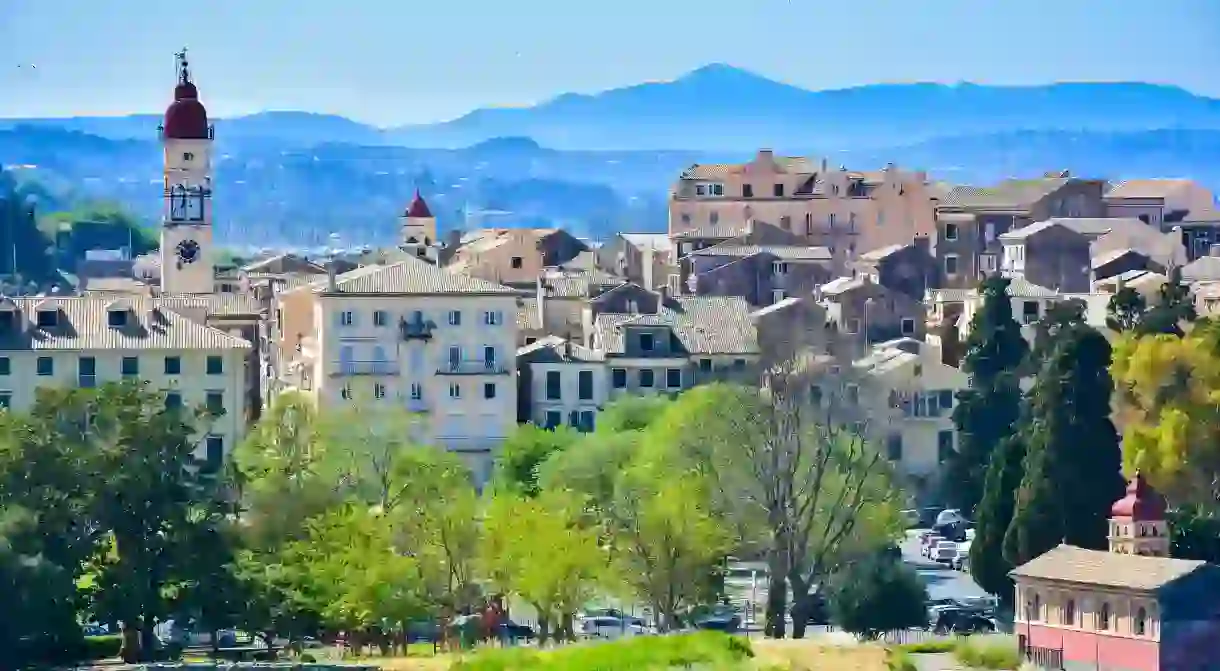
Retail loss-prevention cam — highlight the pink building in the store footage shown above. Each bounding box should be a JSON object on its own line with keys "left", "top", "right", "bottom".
{"left": 1011, "top": 474, "right": 1220, "bottom": 671}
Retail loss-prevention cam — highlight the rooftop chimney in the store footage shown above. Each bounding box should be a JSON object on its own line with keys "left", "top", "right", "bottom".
{"left": 326, "top": 261, "right": 338, "bottom": 292}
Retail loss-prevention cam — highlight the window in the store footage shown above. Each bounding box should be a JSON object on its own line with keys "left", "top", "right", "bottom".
{"left": 1064, "top": 600, "right": 1076, "bottom": 627}
{"left": 122, "top": 356, "right": 139, "bottom": 376}
{"left": 35, "top": 309, "right": 57, "bottom": 328}
{"left": 339, "top": 311, "right": 354, "bottom": 326}
{"left": 1135, "top": 607, "right": 1147, "bottom": 635}
{"left": 410, "top": 383, "right": 423, "bottom": 400}
{"left": 448, "top": 346, "right": 461, "bottom": 369}
{"left": 845, "top": 318, "right": 861, "bottom": 334}
{"left": 849, "top": 212, "right": 857, "bottom": 232}
{"left": 165, "top": 392, "right": 183, "bottom": 410}
{"left": 1032, "top": 594, "right": 1041, "bottom": 621}
{"left": 979, "top": 254, "right": 997, "bottom": 273}
{"left": 546, "top": 371, "right": 562, "bottom": 400}
{"left": 696, "top": 184, "right": 706, "bottom": 196}
{"left": 206, "top": 355, "right": 223, "bottom": 375}
{"left": 944, "top": 254, "right": 959, "bottom": 276}
{"left": 937, "top": 430, "right": 954, "bottom": 463}
{"left": 524, "top": 336, "right": 537, "bottom": 346}
{"left": 373, "top": 383, "right": 386, "bottom": 399}
{"left": 846, "top": 384, "right": 859, "bottom": 406}
{"left": 108, "top": 309, "right": 127, "bottom": 328}
{"left": 579, "top": 410, "right": 595, "bottom": 432}
{"left": 640, "top": 369, "right": 655, "bottom": 388}
{"left": 203, "top": 435, "right": 223, "bottom": 472}
{"left": 484, "top": 310, "right": 503, "bottom": 326}
{"left": 810, "top": 385, "right": 823, "bottom": 406}
{"left": 772, "top": 261, "right": 788, "bottom": 274}
{"left": 373, "top": 310, "right": 388, "bottom": 327}
{"left": 511, "top": 256, "right": 523, "bottom": 269}
{"left": 0, "top": 392, "right": 10, "bottom": 409}
{"left": 1098, "top": 602, "right": 1110, "bottom": 630}
{"left": 901, "top": 318, "right": 916, "bottom": 335}
{"left": 939, "top": 389, "right": 954, "bottom": 410}
{"left": 544, "top": 410, "right": 562, "bottom": 429}
{"left": 699, "top": 358, "right": 712, "bottom": 373}
{"left": 448, "top": 382, "right": 461, "bottom": 399}
{"left": 484, "top": 346, "right": 497, "bottom": 369}
{"left": 885, "top": 434, "right": 903, "bottom": 461}
{"left": 710, "top": 211, "right": 719, "bottom": 224}
{"left": 666, "top": 368, "right": 682, "bottom": 389}
{"left": 447, "top": 310, "right": 461, "bottom": 326}
{"left": 78, "top": 356, "right": 96, "bottom": 387}
{"left": 484, "top": 382, "right": 497, "bottom": 399}
{"left": 805, "top": 213, "right": 813, "bottom": 235}
{"left": 164, "top": 356, "right": 182, "bottom": 375}
{"left": 772, "top": 289, "right": 786, "bottom": 304}
{"left": 612, "top": 368, "right": 627, "bottom": 389}
{"left": 639, "top": 333, "right": 655, "bottom": 351}
{"left": 944, "top": 223, "right": 959, "bottom": 241}
{"left": 1022, "top": 301, "right": 1039, "bottom": 323}
{"left": 0, "top": 357, "right": 8, "bottom": 376}
{"left": 183, "top": 152, "right": 195, "bottom": 161}
{"left": 36, "top": 356, "right": 53, "bottom": 376}
{"left": 206, "top": 391, "right": 224, "bottom": 415}
{"left": 742, "top": 184, "right": 753, "bottom": 198}
{"left": 828, "top": 213, "right": 837, "bottom": 228}
{"left": 578, "top": 370, "right": 594, "bottom": 400}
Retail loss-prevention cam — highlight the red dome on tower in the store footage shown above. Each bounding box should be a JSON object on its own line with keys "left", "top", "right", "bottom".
{"left": 162, "top": 50, "right": 211, "bottom": 140}
{"left": 405, "top": 190, "right": 433, "bottom": 218}
{"left": 1110, "top": 472, "right": 1168, "bottom": 521}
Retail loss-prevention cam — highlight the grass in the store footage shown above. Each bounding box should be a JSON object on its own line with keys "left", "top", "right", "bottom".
{"left": 753, "top": 640, "right": 889, "bottom": 671}
{"left": 951, "top": 635, "right": 1018, "bottom": 670}
{"left": 894, "top": 639, "right": 956, "bottom": 654}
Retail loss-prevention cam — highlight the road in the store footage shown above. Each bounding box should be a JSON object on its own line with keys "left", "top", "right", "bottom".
{"left": 899, "top": 530, "right": 991, "bottom": 604}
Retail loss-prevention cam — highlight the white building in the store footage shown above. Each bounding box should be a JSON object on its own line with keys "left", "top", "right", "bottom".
{"left": 516, "top": 335, "right": 607, "bottom": 430}
{"left": 0, "top": 295, "right": 250, "bottom": 469}
{"left": 291, "top": 256, "right": 521, "bottom": 484}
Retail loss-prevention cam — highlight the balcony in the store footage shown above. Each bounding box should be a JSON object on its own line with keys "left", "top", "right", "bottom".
{"left": 331, "top": 360, "right": 400, "bottom": 377}
{"left": 436, "top": 359, "right": 509, "bottom": 376}
{"left": 400, "top": 316, "right": 436, "bottom": 341}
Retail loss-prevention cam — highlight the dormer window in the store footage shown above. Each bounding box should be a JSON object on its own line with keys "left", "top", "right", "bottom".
{"left": 36, "top": 308, "right": 58, "bottom": 328}
{"left": 108, "top": 309, "right": 128, "bottom": 328}
{"left": 0, "top": 300, "right": 15, "bottom": 331}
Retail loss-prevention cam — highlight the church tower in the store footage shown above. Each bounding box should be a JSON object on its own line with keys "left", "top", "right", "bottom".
{"left": 400, "top": 190, "right": 439, "bottom": 262}
{"left": 1108, "top": 472, "right": 1171, "bottom": 557}
{"left": 159, "top": 49, "right": 215, "bottom": 295}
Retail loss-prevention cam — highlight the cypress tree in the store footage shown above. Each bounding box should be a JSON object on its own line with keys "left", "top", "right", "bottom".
{"left": 968, "top": 425, "right": 1025, "bottom": 607}
{"left": 947, "top": 276, "right": 1029, "bottom": 513}
{"left": 1004, "top": 324, "right": 1125, "bottom": 566}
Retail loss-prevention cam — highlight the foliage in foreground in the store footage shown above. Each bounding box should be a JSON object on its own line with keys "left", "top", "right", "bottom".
{"left": 826, "top": 555, "right": 928, "bottom": 640}
{"left": 448, "top": 632, "right": 753, "bottom": 671}
{"left": 952, "top": 635, "right": 1019, "bottom": 670}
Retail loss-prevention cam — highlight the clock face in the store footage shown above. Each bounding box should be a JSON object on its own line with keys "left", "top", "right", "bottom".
{"left": 176, "top": 239, "right": 201, "bottom": 264}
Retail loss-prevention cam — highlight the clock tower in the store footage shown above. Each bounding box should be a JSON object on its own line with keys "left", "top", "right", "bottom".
{"left": 159, "top": 49, "right": 215, "bottom": 295}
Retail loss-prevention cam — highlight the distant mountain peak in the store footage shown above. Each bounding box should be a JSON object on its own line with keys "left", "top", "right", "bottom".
{"left": 674, "top": 62, "right": 778, "bottom": 85}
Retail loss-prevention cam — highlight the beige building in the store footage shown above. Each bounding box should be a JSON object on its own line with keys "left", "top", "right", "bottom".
{"left": 445, "top": 228, "right": 588, "bottom": 286}
{"left": 853, "top": 338, "right": 966, "bottom": 494}
{"left": 0, "top": 295, "right": 250, "bottom": 469}
{"left": 668, "top": 150, "right": 940, "bottom": 263}
{"left": 1104, "top": 179, "right": 1218, "bottom": 229}
{"left": 282, "top": 257, "right": 521, "bottom": 483}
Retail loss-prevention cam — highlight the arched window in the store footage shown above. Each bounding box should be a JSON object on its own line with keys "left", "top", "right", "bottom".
{"left": 1099, "top": 602, "right": 1111, "bottom": 630}
{"left": 1135, "top": 607, "right": 1147, "bottom": 635}
{"left": 1064, "top": 599, "right": 1076, "bottom": 626}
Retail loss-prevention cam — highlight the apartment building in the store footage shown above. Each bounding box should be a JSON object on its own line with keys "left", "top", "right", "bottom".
{"left": 288, "top": 257, "right": 521, "bottom": 484}
{"left": 669, "top": 150, "right": 940, "bottom": 262}
{"left": 446, "top": 228, "right": 589, "bottom": 286}
{"left": 1103, "top": 179, "right": 1217, "bottom": 229}
{"left": 817, "top": 275, "right": 927, "bottom": 345}
{"left": 956, "top": 276, "right": 1063, "bottom": 344}
{"left": 849, "top": 239, "right": 938, "bottom": 300}
{"left": 935, "top": 174, "right": 1107, "bottom": 288}
{"left": 853, "top": 338, "right": 967, "bottom": 497}
{"left": 595, "top": 233, "right": 673, "bottom": 289}
{"left": 0, "top": 295, "right": 250, "bottom": 469}
{"left": 516, "top": 336, "right": 607, "bottom": 430}
{"left": 998, "top": 220, "right": 1093, "bottom": 293}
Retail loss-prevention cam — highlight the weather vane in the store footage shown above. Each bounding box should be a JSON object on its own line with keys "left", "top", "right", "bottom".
{"left": 175, "top": 47, "right": 191, "bottom": 85}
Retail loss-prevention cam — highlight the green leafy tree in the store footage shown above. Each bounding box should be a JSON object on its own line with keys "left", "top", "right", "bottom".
{"left": 480, "top": 489, "right": 607, "bottom": 643}
{"left": 594, "top": 395, "right": 671, "bottom": 433}
{"left": 492, "top": 424, "right": 581, "bottom": 497}
{"left": 969, "top": 432, "right": 1025, "bottom": 606}
{"left": 827, "top": 555, "right": 928, "bottom": 640}
{"left": 1169, "top": 508, "right": 1220, "bottom": 563}
{"left": 948, "top": 276, "right": 1029, "bottom": 514}
{"left": 1005, "top": 325, "right": 1125, "bottom": 566}
{"left": 1106, "top": 286, "right": 1147, "bottom": 333}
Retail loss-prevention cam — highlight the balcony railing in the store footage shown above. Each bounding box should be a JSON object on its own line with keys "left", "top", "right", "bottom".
{"left": 331, "top": 360, "right": 400, "bottom": 376}
{"left": 436, "top": 359, "right": 509, "bottom": 375}
{"left": 400, "top": 317, "right": 436, "bottom": 341}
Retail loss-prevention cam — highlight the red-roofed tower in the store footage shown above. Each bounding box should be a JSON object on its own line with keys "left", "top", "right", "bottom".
{"left": 1108, "top": 472, "right": 1170, "bottom": 557}
{"left": 401, "top": 189, "right": 437, "bottom": 251}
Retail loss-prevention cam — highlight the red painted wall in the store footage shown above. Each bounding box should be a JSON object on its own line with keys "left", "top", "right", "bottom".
{"left": 1024, "top": 623, "right": 1160, "bottom": 671}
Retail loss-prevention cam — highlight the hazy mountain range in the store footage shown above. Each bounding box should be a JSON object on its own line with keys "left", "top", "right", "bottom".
{"left": 1, "top": 65, "right": 1218, "bottom": 248}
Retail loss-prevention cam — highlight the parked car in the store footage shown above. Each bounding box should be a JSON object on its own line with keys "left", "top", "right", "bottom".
{"left": 500, "top": 620, "right": 536, "bottom": 640}
{"left": 921, "top": 534, "right": 944, "bottom": 557}
{"left": 935, "top": 509, "right": 966, "bottom": 527}
{"left": 933, "top": 608, "right": 996, "bottom": 635}
{"left": 580, "top": 616, "right": 650, "bottom": 639}
{"left": 931, "top": 540, "right": 958, "bottom": 563}
{"left": 918, "top": 507, "right": 945, "bottom": 528}
{"left": 933, "top": 520, "right": 968, "bottom": 542}
{"left": 952, "top": 542, "right": 971, "bottom": 570}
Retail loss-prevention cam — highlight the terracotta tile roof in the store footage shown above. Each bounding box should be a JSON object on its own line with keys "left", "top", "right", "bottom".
{"left": 1181, "top": 256, "right": 1220, "bottom": 283}
{"left": 689, "top": 245, "right": 832, "bottom": 261}
{"left": 673, "top": 223, "right": 751, "bottom": 240}
{"left": 1010, "top": 544, "right": 1209, "bottom": 592}
{"left": 857, "top": 244, "right": 907, "bottom": 262}
{"left": 593, "top": 296, "right": 758, "bottom": 356}
{"left": 0, "top": 296, "right": 251, "bottom": 351}
{"left": 320, "top": 257, "right": 519, "bottom": 296}
{"left": 541, "top": 270, "right": 626, "bottom": 298}
{"left": 940, "top": 178, "right": 1071, "bottom": 211}
{"left": 679, "top": 163, "right": 739, "bottom": 180}
{"left": 1106, "top": 179, "right": 1193, "bottom": 200}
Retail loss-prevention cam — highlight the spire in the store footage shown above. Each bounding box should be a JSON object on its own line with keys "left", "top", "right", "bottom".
{"left": 1110, "top": 472, "right": 1168, "bottom": 521}
{"left": 163, "top": 48, "right": 209, "bottom": 140}
{"left": 405, "top": 190, "right": 433, "bottom": 218}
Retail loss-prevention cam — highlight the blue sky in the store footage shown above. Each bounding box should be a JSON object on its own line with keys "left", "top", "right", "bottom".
{"left": 2, "top": 0, "right": 1218, "bottom": 125}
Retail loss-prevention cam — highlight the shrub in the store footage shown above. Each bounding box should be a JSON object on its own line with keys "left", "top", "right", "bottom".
{"left": 886, "top": 648, "right": 918, "bottom": 671}
{"left": 953, "top": 635, "right": 1019, "bottom": 670}
{"left": 451, "top": 631, "right": 753, "bottom": 671}
{"left": 827, "top": 555, "right": 929, "bottom": 639}
{"left": 897, "top": 639, "right": 957, "bottom": 654}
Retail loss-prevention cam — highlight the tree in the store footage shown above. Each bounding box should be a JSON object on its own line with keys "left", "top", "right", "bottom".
{"left": 968, "top": 433, "right": 1025, "bottom": 606}
{"left": 826, "top": 555, "right": 927, "bottom": 640}
{"left": 1111, "top": 322, "right": 1220, "bottom": 504}
{"left": 480, "top": 489, "right": 607, "bottom": 644}
{"left": 1141, "top": 267, "right": 1196, "bottom": 337}
{"left": 948, "top": 276, "right": 1029, "bottom": 514}
{"left": 1004, "top": 324, "right": 1125, "bottom": 566}
{"left": 492, "top": 424, "right": 581, "bottom": 497}
{"left": 1106, "top": 286, "right": 1147, "bottom": 333}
